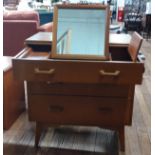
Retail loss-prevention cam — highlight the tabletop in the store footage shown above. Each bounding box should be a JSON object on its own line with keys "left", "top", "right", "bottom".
{"left": 25, "top": 32, "right": 52, "bottom": 45}
{"left": 109, "top": 33, "right": 131, "bottom": 47}
{"left": 25, "top": 32, "right": 131, "bottom": 47}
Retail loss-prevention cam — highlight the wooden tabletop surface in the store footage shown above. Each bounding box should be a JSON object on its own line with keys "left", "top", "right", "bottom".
{"left": 25, "top": 32, "right": 52, "bottom": 45}
{"left": 109, "top": 33, "right": 131, "bottom": 47}
{"left": 25, "top": 32, "right": 131, "bottom": 47}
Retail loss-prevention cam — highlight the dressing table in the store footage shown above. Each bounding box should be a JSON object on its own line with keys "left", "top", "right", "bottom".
{"left": 12, "top": 4, "right": 144, "bottom": 151}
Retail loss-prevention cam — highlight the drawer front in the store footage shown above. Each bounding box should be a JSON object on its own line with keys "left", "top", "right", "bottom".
{"left": 28, "top": 82, "right": 129, "bottom": 97}
{"left": 28, "top": 95, "right": 127, "bottom": 126}
{"left": 13, "top": 58, "right": 144, "bottom": 84}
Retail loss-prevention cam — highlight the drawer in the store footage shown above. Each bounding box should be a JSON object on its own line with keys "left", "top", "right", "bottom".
{"left": 13, "top": 48, "right": 144, "bottom": 84}
{"left": 28, "top": 95, "right": 127, "bottom": 126}
{"left": 28, "top": 82, "right": 129, "bottom": 97}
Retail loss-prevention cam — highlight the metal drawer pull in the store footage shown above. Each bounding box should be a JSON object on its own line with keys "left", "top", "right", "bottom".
{"left": 98, "top": 107, "right": 112, "bottom": 112}
{"left": 34, "top": 68, "right": 55, "bottom": 75}
{"left": 100, "top": 70, "right": 120, "bottom": 76}
{"left": 48, "top": 105, "right": 64, "bottom": 112}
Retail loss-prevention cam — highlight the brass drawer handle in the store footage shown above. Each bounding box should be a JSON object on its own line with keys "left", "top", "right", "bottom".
{"left": 48, "top": 105, "right": 64, "bottom": 112}
{"left": 100, "top": 70, "right": 120, "bottom": 76}
{"left": 34, "top": 68, "right": 55, "bottom": 75}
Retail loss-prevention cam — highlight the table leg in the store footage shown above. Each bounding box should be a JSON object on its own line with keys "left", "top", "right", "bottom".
{"left": 35, "top": 122, "right": 42, "bottom": 148}
{"left": 118, "top": 126, "right": 125, "bottom": 151}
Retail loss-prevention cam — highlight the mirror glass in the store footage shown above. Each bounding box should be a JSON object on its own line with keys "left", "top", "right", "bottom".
{"left": 52, "top": 5, "right": 109, "bottom": 60}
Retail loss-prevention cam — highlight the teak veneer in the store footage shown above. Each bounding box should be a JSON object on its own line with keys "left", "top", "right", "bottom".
{"left": 12, "top": 44, "right": 144, "bottom": 152}
{"left": 12, "top": 4, "right": 144, "bottom": 152}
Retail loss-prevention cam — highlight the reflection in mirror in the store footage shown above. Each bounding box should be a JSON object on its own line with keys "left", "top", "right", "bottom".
{"left": 52, "top": 5, "right": 110, "bottom": 60}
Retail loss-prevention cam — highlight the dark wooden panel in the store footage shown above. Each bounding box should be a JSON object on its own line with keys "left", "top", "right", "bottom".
{"left": 13, "top": 55, "right": 144, "bottom": 84}
{"left": 110, "top": 46, "right": 131, "bottom": 61}
{"left": 28, "top": 82, "right": 129, "bottom": 97}
{"left": 3, "top": 64, "right": 25, "bottom": 130}
{"left": 28, "top": 95, "right": 127, "bottom": 126}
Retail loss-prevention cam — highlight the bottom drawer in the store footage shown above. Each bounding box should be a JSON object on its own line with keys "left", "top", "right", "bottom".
{"left": 28, "top": 95, "right": 127, "bottom": 126}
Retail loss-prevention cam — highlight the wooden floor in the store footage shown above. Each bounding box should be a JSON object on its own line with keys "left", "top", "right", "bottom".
{"left": 3, "top": 39, "right": 151, "bottom": 155}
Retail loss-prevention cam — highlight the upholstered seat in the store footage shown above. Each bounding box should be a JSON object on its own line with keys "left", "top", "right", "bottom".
{"left": 3, "top": 10, "right": 53, "bottom": 56}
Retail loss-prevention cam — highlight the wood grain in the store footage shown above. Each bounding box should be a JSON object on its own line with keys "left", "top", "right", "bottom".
{"left": 3, "top": 56, "right": 25, "bottom": 130}
{"left": 128, "top": 32, "right": 143, "bottom": 62}
{"left": 51, "top": 4, "right": 110, "bottom": 60}
{"left": 13, "top": 55, "right": 144, "bottom": 84}
{"left": 4, "top": 39, "right": 150, "bottom": 155}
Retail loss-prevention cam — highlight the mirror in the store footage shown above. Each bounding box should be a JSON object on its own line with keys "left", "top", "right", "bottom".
{"left": 52, "top": 4, "right": 110, "bottom": 60}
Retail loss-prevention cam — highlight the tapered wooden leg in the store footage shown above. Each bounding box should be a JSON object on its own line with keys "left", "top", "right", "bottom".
{"left": 35, "top": 122, "right": 42, "bottom": 148}
{"left": 118, "top": 126, "right": 125, "bottom": 151}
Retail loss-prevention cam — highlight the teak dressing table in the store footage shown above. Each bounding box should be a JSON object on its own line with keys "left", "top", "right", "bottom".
{"left": 12, "top": 4, "right": 144, "bottom": 151}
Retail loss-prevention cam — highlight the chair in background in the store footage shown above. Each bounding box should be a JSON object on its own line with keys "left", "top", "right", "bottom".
{"left": 3, "top": 10, "right": 53, "bottom": 56}
{"left": 128, "top": 31, "right": 143, "bottom": 62}
{"left": 3, "top": 0, "right": 19, "bottom": 10}
{"left": 124, "top": 12, "right": 142, "bottom": 34}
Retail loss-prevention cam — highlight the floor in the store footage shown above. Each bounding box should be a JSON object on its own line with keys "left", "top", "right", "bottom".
{"left": 3, "top": 39, "right": 151, "bottom": 155}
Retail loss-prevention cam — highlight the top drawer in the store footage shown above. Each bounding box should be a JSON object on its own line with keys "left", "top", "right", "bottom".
{"left": 12, "top": 49, "right": 144, "bottom": 84}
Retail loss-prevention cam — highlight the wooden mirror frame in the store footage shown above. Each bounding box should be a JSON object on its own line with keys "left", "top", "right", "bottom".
{"left": 51, "top": 4, "right": 110, "bottom": 60}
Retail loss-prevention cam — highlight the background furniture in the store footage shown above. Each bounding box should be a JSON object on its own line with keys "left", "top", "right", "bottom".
{"left": 3, "top": 10, "right": 53, "bottom": 56}
{"left": 3, "top": 56, "right": 25, "bottom": 130}
{"left": 145, "top": 14, "right": 151, "bottom": 38}
{"left": 3, "top": 0, "right": 19, "bottom": 10}
{"left": 141, "top": 13, "right": 151, "bottom": 39}
{"left": 124, "top": 0, "right": 151, "bottom": 34}
{"left": 38, "top": 10, "right": 53, "bottom": 25}
{"left": 124, "top": 13, "right": 142, "bottom": 33}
